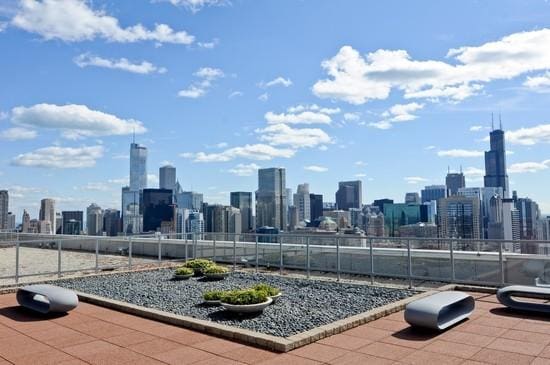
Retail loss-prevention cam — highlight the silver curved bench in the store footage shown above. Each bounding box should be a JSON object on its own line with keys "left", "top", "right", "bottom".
{"left": 16, "top": 285, "right": 79, "bottom": 314}
{"left": 497, "top": 285, "right": 550, "bottom": 313}
{"left": 405, "top": 291, "right": 474, "bottom": 330}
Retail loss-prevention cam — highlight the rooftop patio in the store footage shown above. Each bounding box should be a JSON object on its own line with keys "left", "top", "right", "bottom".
{"left": 1, "top": 290, "right": 550, "bottom": 365}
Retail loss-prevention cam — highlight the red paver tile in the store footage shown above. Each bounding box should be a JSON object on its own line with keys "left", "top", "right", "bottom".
{"left": 472, "top": 315, "right": 522, "bottom": 329}
{"left": 290, "top": 343, "right": 349, "bottom": 363}
{"left": 399, "top": 349, "right": 464, "bottom": 365}
{"left": 460, "top": 361, "right": 492, "bottom": 365}
{"left": 422, "top": 339, "right": 481, "bottom": 359}
{"left": 470, "top": 348, "right": 535, "bottom": 365}
{"left": 223, "top": 346, "right": 279, "bottom": 365}
{"left": 0, "top": 325, "right": 19, "bottom": 340}
{"left": 384, "top": 311, "right": 405, "bottom": 322}
{"left": 51, "top": 312, "right": 97, "bottom": 327}
{"left": 152, "top": 346, "right": 214, "bottom": 365}
{"left": 9, "top": 349, "right": 74, "bottom": 365}
{"left": 256, "top": 353, "right": 321, "bottom": 365}
{"left": 365, "top": 318, "right": 410, "bottom": 332}
{"left": 357, "top": 342, "right": 415, "bottom": 360}
{"left": 105, "top": 330, "right": 157, "bottom": 347}
{"left": 27, "top": 326, "right": 95, "bottom": 348}
{"left": 532, "top": 359, "right": 550, "bottom": 365}
{"left": 192, "top": 338, "right": 244, "bottom": 355}
{"left": 127, "top": 338, "right": 182, "bottom": 356}
{"left": 439, "top": 330, "right": 494, "bottom": 347}
{"left": 0, "top": 358, "right": 10, "bottom": 365}
{"left": 62, "top": 339, "right": 145, "bottom": 365}
{"left": 194, "top": 357, "right": 247, "bottom": 365}
{"left": 57, "top": 360, "right": 91, "bottom": 365}
{"left": 487, "top": 337, "right": 545, "bottom": 356}
{"left": 379, "top": 327, "right": 439, "bottom": 349}
{"left": 317, "top": 333, "right": 373, "bottom": 350}
{"left": 150, "top": 326, "right": 212, "bottom": 345}
{"left": 0, "top": 334, "right": 51, "bottom": 360}
{"left": 455, "top": 322, "right": 507, "bottom": 337}
{"left": 515, "top": 320, "right": 550, "bottom": 335}
{"left": 500, "top": 329, "right": 550, "bottom": 345}
{"left": 327, "top": 352, "right": 393, "bottom": 365}
{"left": 539, "top": 345, "right": 550, "bottom": 358}
{"left": 344, "top": 325, "right": 392, "bottom": 341}
{"left": 65, "top": 319, "right": 135, "bottom": 338}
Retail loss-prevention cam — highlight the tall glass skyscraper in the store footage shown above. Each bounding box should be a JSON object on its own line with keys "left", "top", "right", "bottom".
{"left": 130, "top": 142, "right": 148, "bottom": 191}
{"left": 159, "top": 165, "right": 176, "bottom": 191}
{"left": 335, "top": 180, "right": 362, "bottom": 210}
{"left": 0, "top": 190, "right": 8, "bottom": 230}
{"left": 230, "top": 192, "right": 253, "bottom": 233}
{"left": 484, "top": 125, "right": 509, "bottom": 197}
{"left": 255, "top": 168, "right": 287, "bottom": 230}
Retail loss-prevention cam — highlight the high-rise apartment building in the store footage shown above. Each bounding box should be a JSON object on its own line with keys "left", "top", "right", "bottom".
{"left": 446, "top": 172, "right": 465, "bottom": 196}
{"left": 7, "top": 212, "right": 15, "bottom": 230}
{"left": 62, "top": 211, "right": 83, "bottom": 235}
{"left": 405, "top": 192, "right": 421, "bottom": 204}
{"left": 458, "top": 187, "right": 503, "bottom": 239}
{"left": 130, "top": 142, "right": 148, "bottom": 191}
{"left": 309, "top": 194, "right": 323, "bottom": 222}
{"left": 39, "top": 198, "right": 56, "bottom": 234}
{"left": 517, "top": 198, "right": 540, "bottom": 241}
{"left": 335, "top": 180, "right": 362, "bottom": 211}
{"left": 484, "top": 122, "right": 509, "bottom": 197}
{"left": 0, "top": 190, "right": 8, "bottom": 230}
{"left": 255, "top": 168, "right": 287, "bottom": 230}
{"left": 421, "top": 185, "right": 446, "bottom": 203}
{"left": 230, "top": 192, "right": 253, "bottom": 233}
{"left": 159, "top": 165, "right": 176, "bottom": 191}
{"left": 437, "top": 196, "right": 481, "bottom": 240}
{"left": 22, "top": 210, "right": 30, "bottom": 233}
{"left": 142, "top": 188, "right": 174, "bottom": 232}
{"left": 86, "top": 203, "right": 104, "bottom": 236}
{"left": 103, "top": 209, "right": 121, "bottom": 236}
{"left": 293, "top": 183, "right": 311, "bottom": 223}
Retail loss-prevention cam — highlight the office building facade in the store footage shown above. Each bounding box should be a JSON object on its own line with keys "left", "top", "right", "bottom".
{"left": 62, "top": 211, "right": 83, "bottom": 235}
{"left": 336, "top": 180, "right": 362, "bottom": 211}
{"left": 86, "top": 203, "right": 104, "bottom": 236}
{"left": 159, "top": 165, "right": 176, "bottom": 191}
{"left": 230, "top": 192, "right": 253, "bottom": 233}
{"left": 421, "top": 185, "right": 446, "bottom": 203}
{"left": 39, "top": 198, "right": 56, "bottom": 234}
{"left": 293, "top": 183, "right": 311, "bottom": 223}
{"left": 446, "top": 172, "right": 465, "bottom": 196}
{"left": 0, "top": 190, "right": 8, "bottom": 230}
{"left": 255, "top": 168, "right": 287, "bottom": 230}
{"left": 103, "top": 209, "right": 121, "bottom": 236}
{"left": 309, "top": 194, "right": 323, "bottom": 223}
{"left": 437, "top": 196, "right": 481, "bottom": 240}
{"left": 130, "top": 142, "right": 147, "bottom": 191}
{"left": 142, "top": 188, "right": 174, "bottom": 232}
{"left": 484, "top": 126, "right": 509, "bottom": 197}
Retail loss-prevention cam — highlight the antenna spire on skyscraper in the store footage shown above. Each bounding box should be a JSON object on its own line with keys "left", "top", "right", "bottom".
{"left": 491, "top": 112, "right": 494, "bottom": 131}
{"left": 499, "top": 112, "right": 503, "bottom": 130}
{"left": 133, "top": 128, "right": 135, "bottom": 144}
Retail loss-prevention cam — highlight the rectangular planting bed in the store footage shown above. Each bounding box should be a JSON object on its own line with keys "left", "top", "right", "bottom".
{"left": 55, "top": 268, "right": 425, "bottom": 351}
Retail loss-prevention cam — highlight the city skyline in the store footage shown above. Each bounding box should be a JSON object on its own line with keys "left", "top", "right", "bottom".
{"left": 1, "top": 0, "right": 550, "bottom": 218}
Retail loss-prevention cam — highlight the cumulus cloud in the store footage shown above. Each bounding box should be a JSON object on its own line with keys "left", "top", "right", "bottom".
{"left": 523, "top": 71, "right": 550, "bottom": 92}
{"left": 227, "top": 163, "right": 260, "bottom": 176}
{"left": 304, "top": 165, "right": 328, "bottom": 172}
{"left": 256, "top": 124, "right": 332, "bottom": 149}
{"left": 404, "top": 176, "right": 428, "bottom": 184}
{"left": 12, "top": 0, "right": 194, "bottom": 44}
{"left": 469, "top": 125, "right": 484, "bottom": 131}
{"left": 228, "top": 91, "right": 243, "bottom": 98}
{"left": 370, "top": 102, "right": 424, "bottom": 129}
{"left": 178, "top": 67, "right": 224, "bottom": 98}
{"left": 343, "top": 112, "right": 360, "bottom": 122}
{"left": 0, "top": 127, "right": 37, "bottom": 141}
{"left": 12, "top": 145, "right": 104, "bottom": 168}
{"left": 286, "top": 104, "right": 340, "bottom": 115}
{"left": 74, "top": 53, "right": 166, "bottom": 74}
{"left": 159, "top": 0, "right": 229, "bottom": 13}
{"left": 11, "top": 103, "right": 146, "bottom": 139}
{"left": 181, "top": 144, "right": 295, "bottom": 162}
{"left": 258, "top": 93, "right": 269, "bottom": 102}
{"left": 259, "top": 76, "right": 293, "bottom": 88}
{"left": 437, "top": 149, "right": 484, "bottom": 158}
{"left": 508, "top": 160, "right": 550, "bottom": 174}
{"left": 463, "top": 166, "right": 485, "bottom": 178}
{"left": 313, "top": 28, "right": 550, "bottom": 104}
{"left": 506, "top": 124, "right": 550, "bottom": 145}
{"left": 265, "top": 111, "right": 331, "bottom": 125}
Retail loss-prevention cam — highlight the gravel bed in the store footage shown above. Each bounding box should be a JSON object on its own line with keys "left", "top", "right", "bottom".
{"left": 56, "top": 269, "right": 417, "bottom": 337}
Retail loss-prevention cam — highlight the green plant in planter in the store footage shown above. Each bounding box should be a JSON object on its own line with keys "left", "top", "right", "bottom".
{"left": 174, "top": 267, "right": 194, "bottom": 276}
{"left": 221, "top": 289, "right": 268, "bottom": 305}
{"left": 183, "top": 259, "right": 215, "bottom": 272}
{"left": 204, "top": 265, "right": 229, "bottom": 274}
{"left": 203, "top": 290, "right": 225, "bottom": 301}
{"left": 252, "top": 283, "right": 280, "bottom": 296}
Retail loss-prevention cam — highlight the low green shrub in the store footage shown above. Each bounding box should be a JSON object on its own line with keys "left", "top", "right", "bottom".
{"left": 252, "top": 283, "right": 280, "bottom": 296}
{"left": 221, "top": 289, "right": 268, "bottom": 305}
{"left": 203, "top": 290, "right": 225, "bottom": 301}
{"left": 174, "top": 267, "right": 194, "bottom": 276}
{"left": 183, "top": 259, "right": 215, "bottom": 272}
{"left": 204, "top": 265, "right": 229, "bottom": 274}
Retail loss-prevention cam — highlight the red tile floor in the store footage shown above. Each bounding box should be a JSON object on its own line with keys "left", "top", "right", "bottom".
{"left": 1, "top": 291, "right": 550, "bottom": 364}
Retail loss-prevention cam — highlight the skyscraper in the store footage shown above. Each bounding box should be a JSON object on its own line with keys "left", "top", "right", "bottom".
{"left": 39, "top": 198, "right": 56, "bottom": 234}
{"left": 255, "top": 167, "right": 287, "bottom": 230}
{"left": 230, "top": 192, "right": 253, "bottom": 233}
{"left": 130, "top": 142, "right": 148, "bottom": 191}
{"left": 103, "top": 209, "right": 121, "bottom": 237}
{"left": 405, "top": 192, "right": 421, "bottom": 204}
{"left": 86, "top": 203, "right": 104, "bottom": 236}
{"left": 335, "top": 180, "right": 362, "bottom": 210}
{"left": 484, "top": 119, "right": 509, "bottom": 197}
{"left": 445, "top": 171, "right": 465, "bottom": 196}
{"left": 22, "top": 210, "right": 30, "bottom": 233}
{"left": 121, "top": 187, "right": 141, "bottom": 234}
{"left": 176, "top": 191, "right": 204, "bottom": 211}
{"left": 62, "top": 211, "right": 83, "bottom": 235}
{"left": 0, "top": 190, "right": 8, "bottom": 230}
{"left": 293, "top": 183, "right": 311, "bottom": 223}
{"left": 309, "top": 194, "right": 323, "bottom": 222}
{"left": 142, "top": 188, "right": 174, "bottom": 232}
{"left": 421, "top": 185, "right": 447, "bottom": 203}
{"left": 517, "top": 197, "right": 540, "bottom": 241}
{"left": 159, "top": 165, "right": 176, "bottom": 191}
{"left": 437, "top": 196, "right": 481, "bottom": 240}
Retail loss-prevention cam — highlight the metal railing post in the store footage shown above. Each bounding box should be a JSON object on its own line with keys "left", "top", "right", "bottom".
{"left": 15, "top": 240, "right": 20, "bottom": 284}
{"left": 499, "top": 241, "right": 504, "bottom": 286}
{"left": 306, "top": 236, "right": 310, "bottom": 279}
{"left": 450, "top": 239, "right": 455, "bottom": 282}
{"left": 369, "top": 238, "right": 374, "bottom": 285}
{"left": 213, "top": 234, "right": 217, "bottom": 262}
{"left": 128, "top": 237, "right": 133, "bottom": 269}
{"left": 233, "top": 235, "right": 237, "bottom": 273}
{"left": 407, "top": 239, "right": 412, "bottom": 288}
{"left": 336, "top": 237, "right": 340, "bottom": 282}
{"left": 185, "top": 234, "right": 189, "bottom": 262}
{"left": 157, "top": 235, "right": 162, "bottom": 265}
{"left": 255, "top": 235, "right": 259, "bottom": 272}
{"left": 279, "top": 236, "right": 283, "bottom": 275}
{"left": 95, "top": 239, "right": 99, "bottom": 273}
{"left": 57, "top": 240, "right": 62, "bottom": 278}
{"left": 193, "top": 233, "right": 197, "bottom": 259}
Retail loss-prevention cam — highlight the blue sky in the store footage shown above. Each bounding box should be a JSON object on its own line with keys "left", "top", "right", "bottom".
{"left": 1, "top": 0, "right": 550, "bottom": 219}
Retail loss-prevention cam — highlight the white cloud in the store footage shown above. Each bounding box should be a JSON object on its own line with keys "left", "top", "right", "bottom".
{"left": 506, "top": 124, "right": 550, "bottom": 145}
{"left": 12, "top": 145, "right": 104, "bottom": 168}
{"left": 11, "top": 103, "right": 146, "bottom": 139}
{"left": 181, "top": 144, "right": 295, "bottom": 162}
{"left": 286, "top": 104, "right": 340, "bottom": 114}
{"left": 0, "top": 111, "right": 8, "bottom": 120}
{"left": 371, "top": 102, "right": 424, "bottom": 129}
{"left": 404, "top": 176, "right": 428, "bottom": 184}
{"left": 258, "top": 93, "right": 269, "bottom": 102}
{"left": 425, "top": 145, "right": 436, "bottom": 150}
{"left": 80, "top": 182, "right": 111, "bottom": 191}
{"left": 256, "top": 124, "right": 332, "bottom": 149}
{"left": 178, "top": 67, "right": 224, "bottom": 99}
{"left": 304, "top": 165, "right": 328, "bottom": 172}
{"left": 197, "top": 38, "right": 219, "bottom": 48}
{"left": 159, "top": 0, "right": 229, "bottom": 13}
{"left": 343, "top": 112, "right": 360, "bottom": 122}
{"left": 227, "top": 163, "right": 260, "bottom": 176}
{"left": 147, "top": 174, "right": 159, "bottom": 186}
{"left": 355, "top": 160, "right": 367, "bottom": 166}
{"left": 12, "top": 0, "right": 195, "bottom": 44}
{"left": 260, "top": 76, "right": 293, "bottom": 88}
{"left": 437, "top": 149, "right": 484, "bottom": 158}
{"left": 508, "top": 160, "right": 550, "bottom": 174}
{"left": 313, "top": 28, "right": 550, "bottom": 104}
{"left": 523, "top": 71, "right": 550, "bottom": 92}
{"left": 469, "top": 125, "right": 484, "bottom": 131}
{"left": 228, "top": 91, "right": 243, "bottom": 98}
{"left": 0, "top": 127, "right": 37, "bottom": 141}
{"left": 368, "top": 121, "right": 392, "bottom": 130}
{"left": 265, "top": 111, "right": 331, "bottom": 125}
{"left": 74, "top": 53, "right": 166, "bottom": 74}
{"left": 463, "top": 166, "right": 485, "bottom": 178}
{"left": 355, "top": 173, "right": 367, "bottom": 177}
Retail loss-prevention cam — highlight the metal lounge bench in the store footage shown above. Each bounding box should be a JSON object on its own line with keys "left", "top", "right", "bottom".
{"left": 405, "top": 291, "right": 475, "bottom": 330}
{"left": 16, "top": 284, "right": 79, "bottom": 314}
{"left": 497, "top": 285, "right": 550, "bottom": 313}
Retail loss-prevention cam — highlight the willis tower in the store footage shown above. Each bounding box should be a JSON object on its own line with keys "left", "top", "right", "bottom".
{"left": 484, "top": 114, "right": 509, "bottom": 198}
